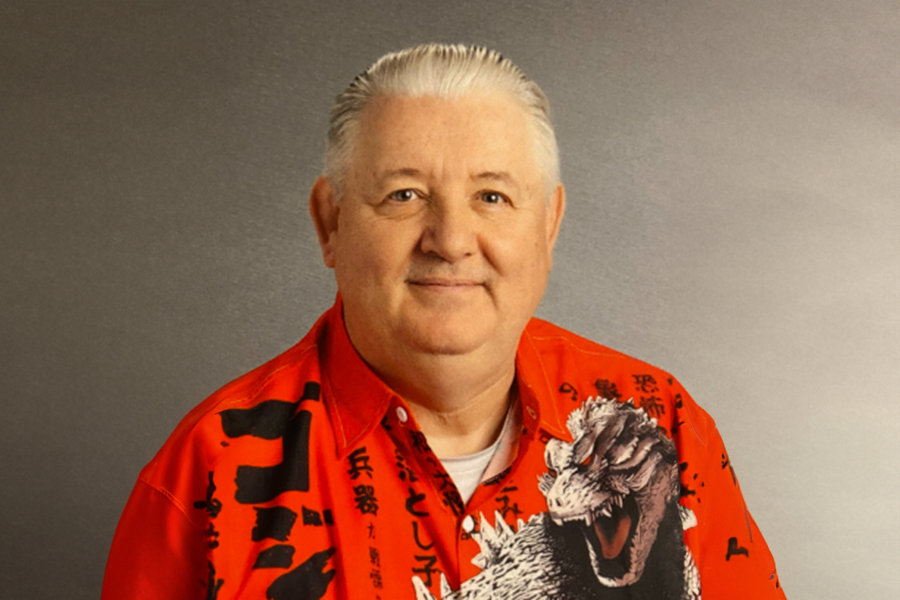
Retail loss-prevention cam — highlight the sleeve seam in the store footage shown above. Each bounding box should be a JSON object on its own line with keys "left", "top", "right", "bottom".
{"left": 136, "top": 477, "right": 204, "bottom": 533}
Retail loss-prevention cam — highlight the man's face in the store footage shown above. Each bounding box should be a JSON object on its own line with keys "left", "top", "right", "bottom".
{"left": 312, "top": 92, "right": 564, "bottom": 366}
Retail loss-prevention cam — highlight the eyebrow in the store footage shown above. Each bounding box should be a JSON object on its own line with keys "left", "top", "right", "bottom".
{"left": 376, "top": 168, "right": 519, "bottom": 188}
{"left": 377, "top": 168, "right": 424, "bottom": 182}
{"left": 472, "top": 171, "right": 516, "bottom": 186}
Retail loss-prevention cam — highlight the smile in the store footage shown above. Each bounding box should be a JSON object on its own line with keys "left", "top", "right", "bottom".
{"left": 406, "top": 278, "right": 484, "bottom": 288}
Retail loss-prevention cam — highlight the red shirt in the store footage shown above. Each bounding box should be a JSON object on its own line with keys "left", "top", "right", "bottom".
{"left": 102, "top": 298, "right": 785, "bottom": 599}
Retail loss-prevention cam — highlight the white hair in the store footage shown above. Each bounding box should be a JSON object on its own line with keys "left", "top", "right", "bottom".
{"left": 324, "top": 44, "right": 560, "bottom": 196}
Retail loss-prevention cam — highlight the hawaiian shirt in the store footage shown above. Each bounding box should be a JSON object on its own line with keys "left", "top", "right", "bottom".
{"left": 102, "top": 297, "right": 785, "bottom": 599}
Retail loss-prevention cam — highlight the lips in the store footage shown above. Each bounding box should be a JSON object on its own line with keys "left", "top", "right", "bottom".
{"left": 406, "top": 277, "right": 484, "bottom": 287}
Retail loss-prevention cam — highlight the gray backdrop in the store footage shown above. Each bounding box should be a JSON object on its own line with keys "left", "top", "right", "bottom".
{"left": 2, "top": 1, "right": 898, "bottom": 598}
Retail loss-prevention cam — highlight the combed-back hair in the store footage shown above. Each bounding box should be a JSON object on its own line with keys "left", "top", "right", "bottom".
{"left": 324, "top": 44, "right": 560, "bottom": 196}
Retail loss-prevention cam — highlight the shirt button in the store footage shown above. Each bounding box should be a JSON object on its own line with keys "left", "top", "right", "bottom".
{"left": 396, "top": 406, "right": 408, "bottom": 423}
{"left": 462, "top": 515, "right": 475, "bottom": 533}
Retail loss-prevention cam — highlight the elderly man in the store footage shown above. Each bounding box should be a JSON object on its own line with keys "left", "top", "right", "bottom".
{"left": 102, "top": 45, "right": 785, "bottom": 600}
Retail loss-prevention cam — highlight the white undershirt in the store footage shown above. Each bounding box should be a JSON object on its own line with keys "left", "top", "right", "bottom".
{"left": 438, "top": 435, "right": 502, "bottom": 505}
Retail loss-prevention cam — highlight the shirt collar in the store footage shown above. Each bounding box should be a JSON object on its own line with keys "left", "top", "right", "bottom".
{"left": 319, "top": 296, "right": 571, "bottom": 458}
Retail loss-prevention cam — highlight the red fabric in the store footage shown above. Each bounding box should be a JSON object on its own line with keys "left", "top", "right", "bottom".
{"left": 102, "top": 298, "right": 785, "bottom": 599}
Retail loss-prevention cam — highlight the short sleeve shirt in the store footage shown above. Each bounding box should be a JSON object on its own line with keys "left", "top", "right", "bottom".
{"left": 102, "top": 297, "right": 786, "bottom": 600}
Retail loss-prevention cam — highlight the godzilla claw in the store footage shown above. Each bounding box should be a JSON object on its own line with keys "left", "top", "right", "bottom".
{"left": 413, "top": 575, "right": 438, "bottom": 600}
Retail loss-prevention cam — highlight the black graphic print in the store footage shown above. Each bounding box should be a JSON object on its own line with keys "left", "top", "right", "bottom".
{"left": 593, "top": 379, "right": 621, "bottom": 400}
{"left": 495, "top": 486, "right": 522, "bottom": 520}
{"left": 405, "top": 487, "right": 429, "bottom": 517}
{"left": 253, "top": 545, "right": 296, "bottom": 569}
{"left": 235, "top": 409, "right": 313, "bottom": 503}
{"left": 722, "top": 452, "right": 737, "bottom": 485}
{"left": 353, "top": 485, "right": 379, "bottom": 515}
{"left": 206, "top": 561, "right": 224, "bottom": 600}
{"left": 559, "top": 382, "right": 578, "bottom": 402}
{"left": 194, "top": 471, "right": 223, "bottom": 549}
{"left": 726, "top": 537, "right": 749, "bottom": 561}
{"left": 347, "top": 447, "right": 374, "bottom": 480}
{"left": 414, "top": 397, "right": 700, "bottom": 600}
{"left": 224, "top": 383, "right": 321, "bottom": 504}
{"left": 412, "top": 521, "right": 435, "bottom": 550}
{"left": 395, "top": 449, "right": 418, "bottom": 482}
{"left": 194, "top": 471, "right": 223, "bottom": 518}
{"left": 678, "top": 463, "right": 704, "bottom": 503}
{"left": 251, "top": 506, "right": 298, "bottom": 542}
{"left": 266, "top": 547, "right": 336, "bottom": 600}
{"left": 302, "top": 506, "right": 333, "bottom": 526}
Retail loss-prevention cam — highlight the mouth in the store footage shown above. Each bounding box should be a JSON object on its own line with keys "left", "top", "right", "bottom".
{"left": 407, "top": 277, "right": 482, "bottom": 285}
{"left": 405, "top": 277, "right": 484, "bottom": 290}
{"left": 553, "top": 493, "right": 639, "bottom": 578}
{"left": 591, "top": 494, "right": 636, "bottom": 560}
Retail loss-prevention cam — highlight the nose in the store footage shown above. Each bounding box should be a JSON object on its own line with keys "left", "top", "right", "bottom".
{"left": 418, "top": 200, "right": 477, "bottom": 263}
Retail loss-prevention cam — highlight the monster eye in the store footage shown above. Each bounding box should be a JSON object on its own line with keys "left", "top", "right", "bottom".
{"left": 580, "top": 455, "right": 592, "bottom": 467}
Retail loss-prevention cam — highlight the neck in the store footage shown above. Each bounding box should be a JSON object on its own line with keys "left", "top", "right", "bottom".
{"left": 368, "top": 350, "right": 517, "bottom": 458}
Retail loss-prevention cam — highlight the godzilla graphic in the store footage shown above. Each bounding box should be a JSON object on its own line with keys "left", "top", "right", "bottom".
{"left": 413, "top": 397, "right": 701, "bottom": 600}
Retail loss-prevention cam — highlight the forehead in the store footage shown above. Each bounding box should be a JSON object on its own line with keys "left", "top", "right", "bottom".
{"left": 350, "top": 93, "right": 540, "bottom": 178}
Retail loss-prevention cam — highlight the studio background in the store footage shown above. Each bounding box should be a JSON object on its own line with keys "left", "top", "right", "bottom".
{"left": 1, "top": 1, "right": 898, "bottom": 598}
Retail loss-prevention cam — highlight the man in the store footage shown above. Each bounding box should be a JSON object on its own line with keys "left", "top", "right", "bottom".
{"left": 102, "top": 44, "right": 785, "bottom": 599}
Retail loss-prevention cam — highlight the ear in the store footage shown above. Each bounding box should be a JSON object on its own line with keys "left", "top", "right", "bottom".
{"left": 309, "top": 176, "right": 341, "bottom": 268}
{"left": 545, "top": 182, "right": 566, "bottom": 254}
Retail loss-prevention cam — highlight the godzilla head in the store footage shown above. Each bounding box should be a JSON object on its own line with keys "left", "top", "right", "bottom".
{"left": 539, "top": 397, "right": 679, "bottom": 587}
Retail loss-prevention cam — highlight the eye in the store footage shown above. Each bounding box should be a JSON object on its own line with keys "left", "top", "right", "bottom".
{"left": 479, "top": 191, "right": 508, "bottom": 205}
{"left": 388, "top": 189, "right": 420, "bottom": 203}
{"left": 580, "top": 455, "right": 592, "bottom": 467}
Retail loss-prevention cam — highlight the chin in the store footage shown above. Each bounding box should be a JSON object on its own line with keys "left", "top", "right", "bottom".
{"left": 400, "top": 321, "right": 488, "bottom": 356}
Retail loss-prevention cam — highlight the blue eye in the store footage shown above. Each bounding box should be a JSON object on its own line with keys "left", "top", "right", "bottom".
{"left": 390, "top": 189, "right": 418, "bottom": 202}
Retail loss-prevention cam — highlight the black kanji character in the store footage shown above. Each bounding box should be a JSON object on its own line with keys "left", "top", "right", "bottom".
{"left": 442, "top": 489, "right": 464, "bottom": 517}
{"left": 370, "top": 568, "right": 383, "bottom": 589}
{"left": 412, "top": 555, "right": 440, "bottom": 587}
{"left": 632, "top": 374, "right": 659, "bottom": 394}
{"left": 409, "top": 430, "right": 430, "bottom": 453}
{"left": 347, "top": 447, "right": 374, "bottom": 480}
{"left": 432, "top": 469, "right": 453, "bottom": 491}
{"left": 412, "top": 521, "right": 434, "bottom": 550}
{"left": 641, "top": 395, "right": 665, "bottom": 419}
{"left": 559, "top": 382, "right": 578, "bottom": 401}
{"left": 405, "top": 486, "right": 428, "bottom": 517}
{"left": 495, "top": 486, "right": 522, "bottom": 519}
{"left": 395, "top": 449, "right": 418, "bottom": 482}
{"left": 726, "top": 537, "right": 749, "bottom": 560}
{"left": 353, "top": 485, "right": 379, "bottom": 516}
{"left": 593, "top": 378, "right": 621, "bottom": 400}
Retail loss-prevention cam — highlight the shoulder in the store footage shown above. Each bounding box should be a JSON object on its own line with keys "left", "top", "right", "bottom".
{"left": 524, "top": 317, "right": 672, "bottom": 394}
{"left": 136, "top": 322, "right": 326, "bottom": 503}
{"left": 523, "top": 317, "right": 715, "bottom": 443}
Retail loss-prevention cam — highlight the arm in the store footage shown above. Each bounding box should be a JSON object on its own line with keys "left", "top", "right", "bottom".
{"left": 101, "top": 479, "right": 208, "bottom": 600}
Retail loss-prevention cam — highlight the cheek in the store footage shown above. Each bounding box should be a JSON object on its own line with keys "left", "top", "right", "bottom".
{"left": 335, "top": 224, "right": 411, "bottom": 284}
{"left": 489, "top": 232, "right": 552, "bottom": 280}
